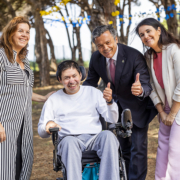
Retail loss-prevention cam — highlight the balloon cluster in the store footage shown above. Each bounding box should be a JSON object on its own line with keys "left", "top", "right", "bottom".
{"left": 43, "top": 15, "right": 91, "bottom": 28}
{"left": 155, "top": 4, "right": 177, "bottom": 21}
{"left": 40, "top": 0, "right": 71, "bottom": 16}
{"left": 114, "top": 0, "right": 120, "bottom": 6}
{"left": 109, "top": 3, "right": 179, "bottom": 25}
{"left": 40, "top": 0, "right": 180, "bottom": 27}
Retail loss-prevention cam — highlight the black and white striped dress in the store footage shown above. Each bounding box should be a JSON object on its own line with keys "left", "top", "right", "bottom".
{"left": 0, "top": 48, "right": 34, "bottom": 180}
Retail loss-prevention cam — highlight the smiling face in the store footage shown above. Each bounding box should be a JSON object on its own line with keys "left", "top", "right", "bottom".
{"left": 94, "top": 30, "right": 118, "bottom": 58}
{"left": 12, "top": 23, "right": 30, "bottom": 52}
{"left": 138, "top": 25, "right": 161, "bottom": 51}
{"left": 59, "top": 68, "right": 82, "bottom": 95}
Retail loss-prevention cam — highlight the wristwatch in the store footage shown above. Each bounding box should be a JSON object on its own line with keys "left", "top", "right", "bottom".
{"left": 106, "top": 99, "right": 114, "bottom": 104}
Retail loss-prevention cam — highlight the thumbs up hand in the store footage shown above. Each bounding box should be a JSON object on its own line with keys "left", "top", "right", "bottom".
{"left": 103, "top": 82, "right": 113, "bottom": 103}
{"left": 131, "top": 73, "right": 143, "bottom": 96}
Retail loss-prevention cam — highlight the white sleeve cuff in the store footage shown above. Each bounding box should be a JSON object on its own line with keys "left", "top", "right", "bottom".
{"left": 138, "top": 87, "right": 144, "bottom": 97}
{"left": 106, "top": 102, "right": 119, "bottom": 123}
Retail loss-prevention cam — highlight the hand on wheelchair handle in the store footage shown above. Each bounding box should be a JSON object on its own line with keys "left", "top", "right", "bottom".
{"left": 46, "top": 121, "right": 61, "bottom": 134}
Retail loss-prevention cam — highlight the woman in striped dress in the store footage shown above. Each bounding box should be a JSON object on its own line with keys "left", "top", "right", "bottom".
{"left": 0, "top": 16, "right": 54, "bottom": 180}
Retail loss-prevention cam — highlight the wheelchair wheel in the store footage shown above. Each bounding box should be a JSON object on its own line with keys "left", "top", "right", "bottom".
{"left": 119, "top": 157, "right": 127, "bottom": 180}
{"left": 62, "top": 167, "right": 67, "bottom": 180}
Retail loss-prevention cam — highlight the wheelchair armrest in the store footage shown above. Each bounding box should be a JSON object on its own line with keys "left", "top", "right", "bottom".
{"left": 49, "top": 127, "right": 60, "bottom": 172}
{"left": 121, "top": 109, "right": 133, "bottom": 130}
{"left": 49, "top": 127, "right": 59, "bottom": 146}
{"left": 49, "top": 127, "right": 59, "bottom": 133}
{"left": 108, "top": 122, "right": 122, "bottom": 130}
{"left": 108, "top": 109, "right": 133, "bottom": 138}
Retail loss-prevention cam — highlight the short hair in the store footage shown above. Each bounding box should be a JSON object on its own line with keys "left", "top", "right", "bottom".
{"left": 0, "top": 16, "right": 31, "bottom": 63}
{"left": 92, "top": 25, "right": 117, "bottom": 43}
{"left": 56, "top": 60, "right": 81, "bottom": 81}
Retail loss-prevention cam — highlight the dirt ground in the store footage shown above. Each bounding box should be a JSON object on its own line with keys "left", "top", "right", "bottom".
{"left": 30, "top": 74, "right": 159, "bottom": 180}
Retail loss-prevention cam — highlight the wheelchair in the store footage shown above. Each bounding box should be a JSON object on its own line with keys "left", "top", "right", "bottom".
{"left": 49, "top": 108, "right": 133, "bottom": 180}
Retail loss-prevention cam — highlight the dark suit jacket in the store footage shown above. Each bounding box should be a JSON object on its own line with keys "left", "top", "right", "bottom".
{"left": 83, "top": 43, "right": 157, "bottom": 128}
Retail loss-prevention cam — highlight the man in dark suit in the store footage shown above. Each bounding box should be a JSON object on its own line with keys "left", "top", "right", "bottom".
{"left": 83, "top": 25, "right": 157, "bottom": 180}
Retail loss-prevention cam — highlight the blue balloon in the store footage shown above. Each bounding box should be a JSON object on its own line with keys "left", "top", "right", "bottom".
{"left": 167, "top": 6, "right": 171, "bottom": 11}
{"left": 172, "top": 4, "right": 176, "bottom": 10}
{"left": 165, "top": 14, "right": 169, "bottom": 20}
{"left": 170, "top": 13, "right": 174, "bottom": 18}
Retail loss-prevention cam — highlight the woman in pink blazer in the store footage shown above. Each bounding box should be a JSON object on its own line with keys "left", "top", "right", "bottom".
{"left": 135, "top": 18, "right": 180, "bottom": 180}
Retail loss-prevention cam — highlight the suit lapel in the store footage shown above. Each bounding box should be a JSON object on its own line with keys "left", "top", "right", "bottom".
{"left": 162, "top": 46, "right": 171, "bottom": 106}
{"left": 115, "top": 44, "right": 126, "bottom": 93}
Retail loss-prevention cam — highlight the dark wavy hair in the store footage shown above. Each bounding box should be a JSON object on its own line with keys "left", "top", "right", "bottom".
{"left": 0, "top": 16, "right": 31, "bottom": 63}
{"left": 135, "top": 18, "right": 180, "bottom": 57}
{"left": 56, "top": 60, "right": 81, "bottom": 81}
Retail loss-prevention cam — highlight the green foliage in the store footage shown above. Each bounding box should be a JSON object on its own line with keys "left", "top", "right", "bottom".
{"left": 83, "top": 61, "right": 89, "bottom": 68}
{"left": 56, "top": 59, "right": 89, "bottom": 67}
{"left": 161, "top": 15, "right": 180, "bottom": 35}
{"left": 56, "top": 59, "right": 65, "bottom": 65}
{"left": 30, "top": 59, "right": 90, "bottom": 72}
{"left": 161, "top": 19, "right": 168, "bottom": 30}
{"left": 0, "top": 0, "right": 25, "bottom": 31}
{"left": 32, "top": 101, "right": 39, "bottom": 105}
{"left": 30, "top": 62, "right": 39, "bottom": 71}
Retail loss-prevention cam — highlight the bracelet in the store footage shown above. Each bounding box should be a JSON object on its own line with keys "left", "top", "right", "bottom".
{"left": 169, "top": 112, "right": 176, "bottom": 119}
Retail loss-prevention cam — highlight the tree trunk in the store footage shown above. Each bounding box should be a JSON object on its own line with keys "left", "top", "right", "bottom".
{"left": 126, "top": 0, "right": 132, "bottom": 45}
{"left": 33, "top": 2, "right": 50, "bottom": 86}
{"left": 117, "top": 0, "right": 127, "bottom": 44}
{"left": 87, "top": 0, "right": 117, "bottom": 53}
{"left": 34, "top": 19, "right": 42, "bottom": 66}
{"left": 46, "top": 29, "right": 57, "bottom": 72}
{"left": 76, "top": 27, "right": 83, "bottom": 65}
{"left": 163, "top": 0, "right": 178, "bottom": 37}
{"left": 97, "top": 0, "right": 116, "bottom": 27}
{"left": 72, "top": 48, "right": 76, "bottom": 61}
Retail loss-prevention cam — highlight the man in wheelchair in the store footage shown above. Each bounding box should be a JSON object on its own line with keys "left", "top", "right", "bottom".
{"left": 38, "top": 60, "right": 120, "bottom": 180}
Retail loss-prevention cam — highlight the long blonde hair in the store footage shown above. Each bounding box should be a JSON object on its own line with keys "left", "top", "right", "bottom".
{"left": 0, "top": 16, "right": 31, "bottom": 63}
